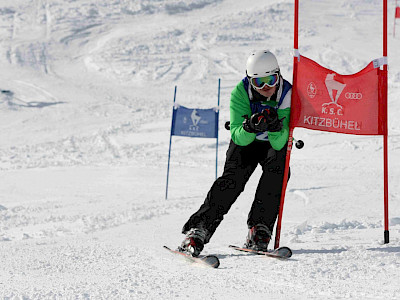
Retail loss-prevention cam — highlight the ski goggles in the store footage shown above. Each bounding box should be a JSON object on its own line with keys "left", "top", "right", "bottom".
{"left": 249, "top": 73, "right": 280, "bottom": 89}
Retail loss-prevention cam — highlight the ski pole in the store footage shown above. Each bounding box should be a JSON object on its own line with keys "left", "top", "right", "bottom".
{"left": 224, "top": 121, "right": 304, "bottom": 149}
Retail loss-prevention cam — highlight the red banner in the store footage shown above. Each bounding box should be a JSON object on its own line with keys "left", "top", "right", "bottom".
{"left": 396, "top": 7, "right": 400, "bottom": 18}
{"left": 291, "top": 55, "right": 384, "bottom": 135}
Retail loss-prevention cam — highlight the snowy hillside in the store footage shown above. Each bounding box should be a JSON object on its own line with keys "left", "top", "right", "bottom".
{"left": 0, "top": 0, "right": 400, "bottom": 298}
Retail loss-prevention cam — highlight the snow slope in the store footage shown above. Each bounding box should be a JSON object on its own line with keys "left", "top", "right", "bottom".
{"left": 0, "top": 0, "right": 400, "bottom": 298}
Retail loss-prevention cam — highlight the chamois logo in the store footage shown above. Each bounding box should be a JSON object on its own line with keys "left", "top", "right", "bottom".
{"left": 191, "top": 109, "right": 201, "bottom": 126}
{"left": 323, "top": 73, "right": 346, "bottom": 109}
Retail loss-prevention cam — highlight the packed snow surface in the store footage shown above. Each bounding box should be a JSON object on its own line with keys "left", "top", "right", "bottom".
{"left": 1, "top": 0, "right": 400, "bottom": 299}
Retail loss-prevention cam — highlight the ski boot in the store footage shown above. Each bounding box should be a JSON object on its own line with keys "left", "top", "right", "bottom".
{"left": 245, "top": 224, "right": 271, "bottom": 252}
{"left": 179, "top": 228, "right": 207, "bottom": 257}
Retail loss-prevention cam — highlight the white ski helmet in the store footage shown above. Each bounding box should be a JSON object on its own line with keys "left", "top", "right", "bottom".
{"left": 246, "top": 50, "right": 280, "bottom": 77}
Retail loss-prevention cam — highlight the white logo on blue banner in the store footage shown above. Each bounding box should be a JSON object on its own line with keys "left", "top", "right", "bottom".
{"left": 172, "top": 106, "right": 218, "bottom": 138}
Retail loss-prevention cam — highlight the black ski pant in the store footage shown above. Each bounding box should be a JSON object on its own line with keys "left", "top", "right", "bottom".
{"left": 182, "top": 139, "right": 289, "bottom": 244}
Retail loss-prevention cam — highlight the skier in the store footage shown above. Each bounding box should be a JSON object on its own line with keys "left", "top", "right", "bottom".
{"left": 179, "top": 50, "right": 291, "bottom": 257}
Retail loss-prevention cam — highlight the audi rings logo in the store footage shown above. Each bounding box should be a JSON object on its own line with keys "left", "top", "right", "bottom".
{"left": 345, "top": 92, "right": 363, "bottom": 100}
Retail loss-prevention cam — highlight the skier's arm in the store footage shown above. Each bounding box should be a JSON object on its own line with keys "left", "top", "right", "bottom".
{"left": 267, "top": 107, "right": 290, "bottom": 150}
{"left": 229, "top": 82, "right": 256, "bottom": 146}
{"left": 267, "top": 89, "right": 291, "bottom": 151}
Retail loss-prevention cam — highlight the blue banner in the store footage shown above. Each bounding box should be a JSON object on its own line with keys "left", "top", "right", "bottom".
{"left": 171, "top": 106, "right": 219, "bottom": 138}
{"left": 166, "top": 81, "right": 221, "bottom": 199}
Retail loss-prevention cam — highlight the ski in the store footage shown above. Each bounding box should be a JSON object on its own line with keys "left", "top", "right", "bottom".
{"left": 163, "top": 246, "right": 220, "bottom": 268}
{"left": 229, "top": 245, "right": 292, "bottom": 259}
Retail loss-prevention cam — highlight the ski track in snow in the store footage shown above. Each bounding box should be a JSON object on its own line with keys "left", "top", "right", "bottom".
{"left": 0, "top": 0, "right": 400, "bottom": 298}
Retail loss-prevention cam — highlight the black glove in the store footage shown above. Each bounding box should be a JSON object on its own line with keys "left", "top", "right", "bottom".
{"left": 262, "top": 108, "right": 285, "bottom": 132}
{"left": 242, "top": 109, "right": 284, "bottom": 133}
{"left": 242, "top": 113, "right": 267, "bottom": 133}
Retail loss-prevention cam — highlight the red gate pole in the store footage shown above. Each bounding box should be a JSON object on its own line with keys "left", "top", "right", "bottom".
{"left": 274, "top": 0, "right": 299, "bottom": 249}
{"left": 383, "top": 0, "right": 389, "bottom": 244}
{"left": 395, "top": 0, "right": 399, "bottom": 37}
